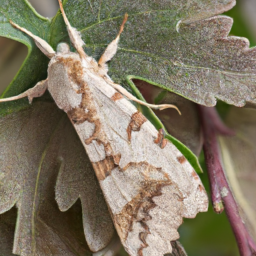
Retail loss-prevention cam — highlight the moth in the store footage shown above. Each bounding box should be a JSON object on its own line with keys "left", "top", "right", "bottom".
{"left": 0, "top": 0, "right": 208, "bottom": 255}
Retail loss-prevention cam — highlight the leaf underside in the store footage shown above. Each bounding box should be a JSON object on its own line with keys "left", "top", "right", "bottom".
{"left": 1, "top": 0, "right": 256, "bottom": 108}
{"left": 0, "top": 97, "right": 114, "bottom": 254}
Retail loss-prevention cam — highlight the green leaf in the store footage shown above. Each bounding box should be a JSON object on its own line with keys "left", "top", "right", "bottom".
{"left": 54, "top": 0, "right": 256, "bottom": 107}
{"left": 0, "top": 0, "right": 50, "bottom": 116}
{"left": 2, "top": 0, "right": 256, "bottom": 110}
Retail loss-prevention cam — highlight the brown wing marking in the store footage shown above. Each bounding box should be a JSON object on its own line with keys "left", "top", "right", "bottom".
{"left": 127, "top": 112, "right": 147, "bottom": 141}
{"left": 56, "top": 56, "right": 85, "bottom": 90}
{"left": 92, "top": 155, "right": 121, "bottom": 180}
{"left": 57, "top": 56, "right": 103, "bottom": 146}
{"left": 114, "top": 179, "right": 179, "bottom": 255}
{"left": 111, "top": 92, "right": 123, "bottom": 101}
{"left": 114, "top": 180, "right": 172, "bottom": 238}
{"left": 61, "top": 56, "right": 114, "bottom": 152}
{"left": 110, "top": 162, "right": 183, "bottom": 255}
{"left": 177, "top": 155, "right": 186, "bottom": 164}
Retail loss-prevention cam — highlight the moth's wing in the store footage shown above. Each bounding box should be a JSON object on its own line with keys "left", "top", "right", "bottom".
{"left": 72, "top": 73, "right": 208, "bottom": 256}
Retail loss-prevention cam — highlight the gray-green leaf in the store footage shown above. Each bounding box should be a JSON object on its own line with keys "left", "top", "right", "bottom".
{"left": 1, "top": 0, "right": 256, "bottom": 108}
{"left": 0, "top": 98, "right": 114, "bottom": 255}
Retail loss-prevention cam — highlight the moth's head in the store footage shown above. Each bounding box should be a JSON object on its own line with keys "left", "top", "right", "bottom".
{"left": 56, "top": 43, "right": 70, "bottom": 54}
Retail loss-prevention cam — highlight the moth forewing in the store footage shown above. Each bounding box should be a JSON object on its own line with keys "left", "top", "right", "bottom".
{"left": 47, "top": 53, "right": 208, "bottom": 255}
{"left": 1, "top": 1, "right": 208, "bottom": 255}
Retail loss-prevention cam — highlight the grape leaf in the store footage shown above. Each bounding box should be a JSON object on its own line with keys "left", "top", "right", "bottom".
{"left": 0, "top": 97, "right": 114, "bottom": 255}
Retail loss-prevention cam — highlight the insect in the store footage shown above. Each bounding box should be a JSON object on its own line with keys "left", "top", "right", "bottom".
{"left": 0, "top": 0, "right": 208, "bottom": 255}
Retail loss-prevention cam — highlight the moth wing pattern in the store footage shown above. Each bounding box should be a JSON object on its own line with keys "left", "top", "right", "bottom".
{"left": 61, "top": 64, "right": 209, "bottom": 255}
{"left": 46, "top": 50, "right": 208, "bottom": 255}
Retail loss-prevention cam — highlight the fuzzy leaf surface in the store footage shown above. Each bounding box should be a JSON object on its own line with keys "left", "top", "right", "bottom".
{"left": 51, "top": 0, "right": 256, "bottom": 107}
{"left": 0, "top": 98, "right": 114, "bottom": 255}
{"left": 1, "top": 0, "right": 256, "bottom": 109}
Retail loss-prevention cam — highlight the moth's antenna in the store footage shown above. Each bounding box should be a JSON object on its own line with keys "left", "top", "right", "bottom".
{"left": 57, "top": 0, "right": 87, "bottom": 59}
{"left": 9, "top": 21, "right": 55, "bottom": 58}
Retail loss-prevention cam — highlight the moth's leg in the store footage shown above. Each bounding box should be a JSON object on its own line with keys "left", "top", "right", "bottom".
{"left": 0, "top": 79, "right": 48, "bottom": 104}
{"left": 98, "top": 14, "right": 128, "bottom": 66}
{"left": 57, "top": 0, "right": 87, "bottom": 59}
{"left": 10, "top": 21, "right": 55, "bottom": 58}
{"left": 108, "top": 81, "right": 181, "bottom": 114}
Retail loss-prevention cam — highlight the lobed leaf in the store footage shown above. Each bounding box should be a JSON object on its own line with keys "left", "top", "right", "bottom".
{"left": 0, "top": 97, "right": 114, "bottom": 255}
{"left": 2, "top": 0, "right": 256, "bottom": 109}
{"left": 51, "top": 0, "right": 256, "bottom": 107}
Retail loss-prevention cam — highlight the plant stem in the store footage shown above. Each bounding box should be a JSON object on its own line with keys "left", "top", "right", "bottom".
{"left": 198, "top": 105, "right": 256, "bottom": 256}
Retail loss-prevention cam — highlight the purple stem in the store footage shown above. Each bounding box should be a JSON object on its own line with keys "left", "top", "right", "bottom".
{"left": 198, "top": 105, "right": 256, "bottom": 256}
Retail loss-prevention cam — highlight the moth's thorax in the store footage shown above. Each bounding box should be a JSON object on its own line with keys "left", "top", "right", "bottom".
{"left": 47, "top": 51, "right": 108, "bottom": 113}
